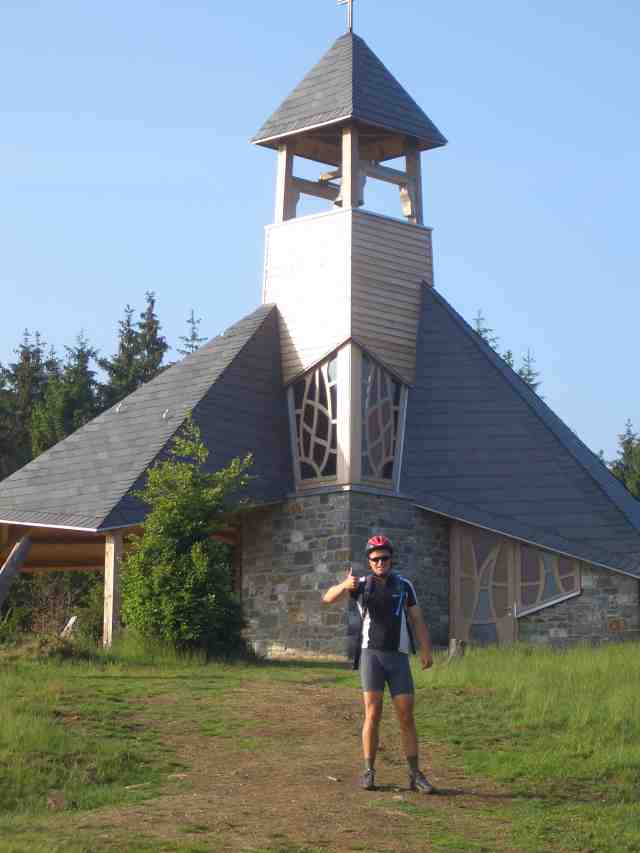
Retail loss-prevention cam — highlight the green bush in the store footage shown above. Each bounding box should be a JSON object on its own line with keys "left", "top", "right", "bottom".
{"left": 121, "top": 416, "right": 251, "bottom": 657}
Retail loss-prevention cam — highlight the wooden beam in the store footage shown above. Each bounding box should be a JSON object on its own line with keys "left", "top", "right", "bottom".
{"left": 340, "top": 125, "right": 364, "bottom": 209}
{"left": 291, "top": 177, "right": 340, "bottom": 202}
{"left": 103, "top": 531, "right": 123, "bottom": 648}
{"left": 21, "top": 564, "right": 104, "bottom": 574}
{"left": 364, "top": 162, "right": 411, "bottom": 187}
{"left": 0, "top": 533, "right": 33, "bottom": 612}
{"left": 405, "top": 141, "right": 424, "bottom": 226}
{"left": 275, "top": 143, "right": 298, "bottom": 223}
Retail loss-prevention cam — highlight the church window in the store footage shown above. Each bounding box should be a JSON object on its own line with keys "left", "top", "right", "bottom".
{"left": 451, "top": 524, "right": 582, "bottom": 645}
{"left": 292, "top": 356, "right": 338, "bottom": 481}
{"left": 361, "top": 355, "right": 402, "bottom": 481}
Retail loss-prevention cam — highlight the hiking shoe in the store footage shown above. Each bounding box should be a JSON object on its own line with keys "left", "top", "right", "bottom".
{"left": 361, "top": 769, "right": 376, "bottom": 790}
{"left": 409, "top": 770, "right": 434, "bottom": 794}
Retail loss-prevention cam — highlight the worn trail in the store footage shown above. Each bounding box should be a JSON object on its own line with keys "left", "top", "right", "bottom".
{"left": 61, "top": 677, "right": 515, "bottom": 852}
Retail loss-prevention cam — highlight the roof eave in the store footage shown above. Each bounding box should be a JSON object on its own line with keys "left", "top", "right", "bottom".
{"left": 251, "top": 116, "right": 448, "bottom": 153}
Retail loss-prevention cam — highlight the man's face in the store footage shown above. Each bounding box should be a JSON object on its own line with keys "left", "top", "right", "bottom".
{"left": 368, "top": 549, "right": 392, "bottom": 579}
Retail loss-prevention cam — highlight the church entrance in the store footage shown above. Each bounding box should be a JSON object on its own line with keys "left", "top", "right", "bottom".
{"left": 449, "top": 522, "right": 582, "bottom": 646}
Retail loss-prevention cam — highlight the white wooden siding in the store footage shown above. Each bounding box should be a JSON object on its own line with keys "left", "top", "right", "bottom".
{"left": 263, "top": 210, "right": 351, "bottom": 384}
{"left": 263, "top": 209, "right": 433, "bottom": 386}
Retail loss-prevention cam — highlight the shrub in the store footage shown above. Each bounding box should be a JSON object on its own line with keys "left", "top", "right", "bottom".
{"left": 121, "top": 416, "right": 251, "bottom": 657}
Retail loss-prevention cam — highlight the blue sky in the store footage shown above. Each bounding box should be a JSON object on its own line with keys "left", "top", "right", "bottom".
{"left": 1, "top": 0, "right": 638, "bottom": 459}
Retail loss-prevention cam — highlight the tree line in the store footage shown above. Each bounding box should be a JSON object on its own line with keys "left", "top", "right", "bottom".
{"left": 0, "top": 300, "right": 637, "bottom": 499}
{"left": 0, "top": 294, "right": 205, "bottom": 480}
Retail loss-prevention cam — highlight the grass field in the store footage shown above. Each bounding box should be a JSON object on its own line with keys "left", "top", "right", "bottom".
{"left": 2, "top": 637, "right": 640, "bottom": 852}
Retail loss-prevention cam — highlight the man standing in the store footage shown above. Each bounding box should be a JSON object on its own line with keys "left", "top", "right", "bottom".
{"left": 322, "top": 535, "right": 435, "bottom": 792}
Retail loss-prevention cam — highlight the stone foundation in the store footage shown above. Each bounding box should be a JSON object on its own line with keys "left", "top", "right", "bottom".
{"left": 240, "top": 490, "right": 450, "bottom": 658}
{"left": 518, "top": 563, "right": 640, "bottom": 646}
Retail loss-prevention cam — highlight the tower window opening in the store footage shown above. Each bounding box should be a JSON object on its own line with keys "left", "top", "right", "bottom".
{"left": 293, "top": 356, "right": 338, "bottom": 481}
{"left": 361, "top": 355, "right": 402, "bottom": 481}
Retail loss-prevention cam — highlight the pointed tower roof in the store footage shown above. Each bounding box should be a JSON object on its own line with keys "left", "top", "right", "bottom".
{"left": 402, "top": 286, "right": 640, "bottom": 577}
{"left": 252, "top": 32, "right": 447, "bottom": 164}
{"left": 0, "top": 305, "right": 293, "bottom": 531}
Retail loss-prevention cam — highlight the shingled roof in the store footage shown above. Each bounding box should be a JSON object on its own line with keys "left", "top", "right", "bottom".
{"left": 252, "top": 32, "right": 447, "bottom": 152}
{"left": 401, "top": 286, "right": 640, "bottom": 578}
{"left": 0, "top": 305, "right": 293, "bottom": 532}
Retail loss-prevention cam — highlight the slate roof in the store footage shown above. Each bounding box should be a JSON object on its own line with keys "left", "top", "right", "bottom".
{"left": 0, "top": 305, "right": 293, "bottom": 531}
{"left": 401, "top": 286, "right": 640, "bottom": 577}
{"left": 252, "top": 32, "right": 447, "bottom": 151}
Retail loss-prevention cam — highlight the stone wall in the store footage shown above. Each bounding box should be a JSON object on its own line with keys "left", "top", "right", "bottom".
{"left": 518, "top": 562, "right": 640, "bottom": 646}
{"left": 240, "top": 490, "right": 450, "bottom": 658}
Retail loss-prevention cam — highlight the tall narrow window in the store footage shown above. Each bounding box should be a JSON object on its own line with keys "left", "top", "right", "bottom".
{"left": 293, "top": 357, "right": 338, "bottom": 481}
{"left": 361, "top": 355, "right": 402, "bottom": 481}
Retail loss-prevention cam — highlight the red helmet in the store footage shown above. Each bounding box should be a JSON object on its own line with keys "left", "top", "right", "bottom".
{"left": 366, "top": 535, "right": 393, "bottom": 557}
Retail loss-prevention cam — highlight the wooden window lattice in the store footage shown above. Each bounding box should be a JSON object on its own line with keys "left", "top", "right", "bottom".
{"left": 293, "top": 357, "right": 338, "bottom": 480}
{"left": 361, "top": 355, "right": 401, "bottom": 480}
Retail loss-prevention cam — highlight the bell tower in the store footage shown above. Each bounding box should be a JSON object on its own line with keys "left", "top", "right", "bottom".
{"left": 252, "top": 28, "right": 447, "bottom": 494}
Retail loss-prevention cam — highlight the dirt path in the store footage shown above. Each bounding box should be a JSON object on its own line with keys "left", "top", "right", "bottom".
{"left": 71, "top": 678, "right": 514, "bottom": 852}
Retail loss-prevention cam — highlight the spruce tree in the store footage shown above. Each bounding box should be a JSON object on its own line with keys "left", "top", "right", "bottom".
{"left": 177, "top": 309, "right": 206, "bottom": 356}
{"left": 30, "top": 334, "right": 99, "bottom": 457}
{"left": 98, "top": 306, "right": 139, "bottom": 408}
{"left": 473, "top": 309, "right": 500, "bottom": 351}
{"left": 611, "top": 420, "right": 640, "bottom": 499}
{"left": 502, "top": 349, "right": 515, "bottom": 369}
{"left": 0, "top": 369, "right": 14, "bottom": 480}
{"left": 1, "top": 331, "right": 59, "bottom": 472}
{"left": 518, "top": 349, "right": 541, "bottom": 393}
{"left": 98, "top": 293, "right": 168, "bottom": 409}
{"left": 136, "top": 291, "right": 169, "bottom": 382}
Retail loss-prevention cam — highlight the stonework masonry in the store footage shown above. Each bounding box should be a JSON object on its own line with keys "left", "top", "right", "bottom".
{"left": 518, "top": 562, "right": 640, "bottom": 646}
{"left": 240, "top": 490, "right": 450, "bottom": 659}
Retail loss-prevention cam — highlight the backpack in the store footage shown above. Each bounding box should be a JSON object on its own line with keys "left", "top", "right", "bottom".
{"left": 346, "top": 574, "right": 416, "bottom": 670}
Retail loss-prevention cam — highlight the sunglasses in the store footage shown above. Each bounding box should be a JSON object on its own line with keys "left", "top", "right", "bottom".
{"left": 369, "top": 555, "right": 391, "bottom": 564}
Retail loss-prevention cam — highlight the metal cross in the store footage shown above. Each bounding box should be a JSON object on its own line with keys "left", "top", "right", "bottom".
{"left": 337, "top": 0, "right": 354, "bottom": 33}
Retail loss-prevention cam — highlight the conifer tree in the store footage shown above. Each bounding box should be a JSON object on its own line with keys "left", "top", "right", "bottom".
{"left": 502, "top": 349, "right": 515, "bottom": 369}
{"left": 518, "top": 349, "right": 541, "bottom": 393}
{"left": 136, "top": 291, "right": 169, "bottom": 382}
{"left": 473, "top": 309, "right": 500, "bottom": 351}
{"left": 99, "top": 293, "right": 169, "bottom": 408}
{"left": 0, "top": 331, "right": 59, "bottom": 472}
{"left": 0, "top": 370, "right": 14, "bottom": 480}
{"left": 611, "top": 420, "right": 640, "bottom": 499}
{"left": 177, "top": 309, "right": 206, "bottom": 356}
{"left": 30, "top": 334, "right": 99, "bottom": 457}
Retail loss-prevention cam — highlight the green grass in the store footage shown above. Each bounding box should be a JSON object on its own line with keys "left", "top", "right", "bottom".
{"left": 415, "top": 642, "right": 640, "bottom": 851}
{"left": 3, "top": 636, "right": 640, "bottom": 851}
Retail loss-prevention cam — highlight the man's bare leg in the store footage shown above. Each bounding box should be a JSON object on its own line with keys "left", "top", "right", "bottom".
{"left": 393, "top": 693, "right": 434, "bottom": 792}
{"left": 362, "top": 691, "right": 384, "bottom": 781}
{"left": 392, "top": 693, "right": 418, "bottom": 759}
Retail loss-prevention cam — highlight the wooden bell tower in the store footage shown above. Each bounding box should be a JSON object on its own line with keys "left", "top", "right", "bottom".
{"left": 252, "top": 29, "right": 447, "bottom": 493}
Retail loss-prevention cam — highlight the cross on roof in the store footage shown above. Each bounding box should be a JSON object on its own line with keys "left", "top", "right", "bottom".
{"left": 337, "top": 0, "right": 355, "bottom": 33}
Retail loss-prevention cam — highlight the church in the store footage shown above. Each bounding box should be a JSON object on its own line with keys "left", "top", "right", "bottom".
{"left": 1, "top": 15, "right": 640, "bottom": 655}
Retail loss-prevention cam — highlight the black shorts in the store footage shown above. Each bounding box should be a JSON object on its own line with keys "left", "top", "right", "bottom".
{"left": 359, "top": 649, "right": 414, "bottom": 697}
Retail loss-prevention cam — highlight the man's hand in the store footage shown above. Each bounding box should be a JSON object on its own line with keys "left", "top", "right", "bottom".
{"left": 420, "top": 650, "right": 434, "bottom": 670}
{"left": 342, "top": 568, "right": 358, "bottom": 593}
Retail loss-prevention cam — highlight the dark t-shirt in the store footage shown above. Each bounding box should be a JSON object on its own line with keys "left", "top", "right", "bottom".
{"left": 350, "top": 573, "right": 418, "bottom": 654}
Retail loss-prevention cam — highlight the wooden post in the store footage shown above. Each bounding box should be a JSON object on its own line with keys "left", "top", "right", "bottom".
{"left": 0, "top": 533, "right": 33, "bottom": 612}
{"left": 340, "top": 125, "right": 364, "bottom": 209}
{"left": 405, "top": 141, "right": 424, "bottom": 226}
{"left": 103, "top": 531, "right": 123, "bottom": 648}
{"left": 274, "top": 143, "right": 298, "bottom": 223}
